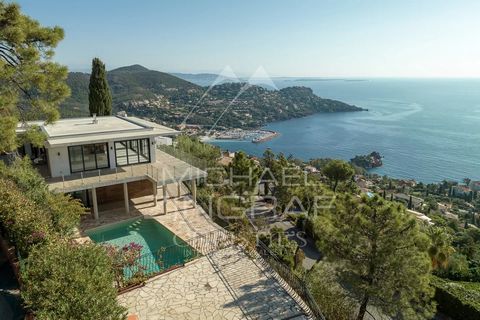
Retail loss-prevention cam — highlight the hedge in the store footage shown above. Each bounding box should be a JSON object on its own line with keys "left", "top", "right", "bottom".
{"left": 431, "top": 276, "right": 480, "bottom": 320}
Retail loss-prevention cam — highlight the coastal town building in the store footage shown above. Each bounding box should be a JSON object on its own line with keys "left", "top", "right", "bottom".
{"left": 469, "top": 181, "right": 480, "bottom": 192}
{"left": 452, "top": 185, "right": 472, "bottom": 197}
{"left": 15, "top": 114, "right": 206, "bottom": 220}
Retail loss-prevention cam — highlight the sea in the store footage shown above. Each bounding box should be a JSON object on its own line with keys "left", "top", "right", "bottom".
{"left": 209, "top": 78, "right": 480, "bottom": 184}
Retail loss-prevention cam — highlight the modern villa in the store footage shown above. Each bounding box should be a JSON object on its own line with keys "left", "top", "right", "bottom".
{"left": 15, "top": 113, "right": 206, "bottom": 220}
{"left": 11, "top": 114, "right": 316, "bottom": 319}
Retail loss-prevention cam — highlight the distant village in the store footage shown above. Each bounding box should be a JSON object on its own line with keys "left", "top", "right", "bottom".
{"left": 217, "top": 149, "right": 480, "bottom": 229}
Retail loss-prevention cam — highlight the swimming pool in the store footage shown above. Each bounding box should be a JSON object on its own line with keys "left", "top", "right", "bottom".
{"left": 86, "top": 218, "right": 198, "bottom": 276}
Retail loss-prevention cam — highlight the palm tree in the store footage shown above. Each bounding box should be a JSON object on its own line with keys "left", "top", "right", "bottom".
{"left": 427, "top": 226, "right": 455, "bottom": 270}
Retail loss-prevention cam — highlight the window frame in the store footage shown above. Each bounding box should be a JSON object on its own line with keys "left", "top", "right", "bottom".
{"left": 67, "top": 142, "right": 110, "bottom": 174}
{"left": 114, "top": 138, "right": 151, "bottom": 167}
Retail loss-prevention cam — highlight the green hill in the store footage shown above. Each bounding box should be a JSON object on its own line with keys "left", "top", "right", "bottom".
{"left": 60, "top": 65, "right": 364, "bottom": 128}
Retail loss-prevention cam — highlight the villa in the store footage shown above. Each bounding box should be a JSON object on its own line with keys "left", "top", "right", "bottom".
{"left": 15, "top": 113, "right": 206, "bottom": 220}
{"left": 13, "top": 114, "right": 315, "bottom": 319}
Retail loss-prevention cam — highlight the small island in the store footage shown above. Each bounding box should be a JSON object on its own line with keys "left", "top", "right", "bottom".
{"left": 350, "top": 151, "right": 383, "bottom": 169}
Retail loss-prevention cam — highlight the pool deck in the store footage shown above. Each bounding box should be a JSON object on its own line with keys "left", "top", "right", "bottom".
{"left": 118, "top": 245, "right": 309, "bottom": 320}
{"left": 76, "top": 183, "right": 220, "bottom": 243}
{"left": 78, "top": 185, "right": 311, "bottom": 319}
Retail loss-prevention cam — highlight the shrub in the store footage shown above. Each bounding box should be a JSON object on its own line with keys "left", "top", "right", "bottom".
{"left": 307, "top": 261, "right": 356, "bottom": 320}
{"left": 0, "top": 158, "right": 84, "bottom": 236}
{"left": 104, "top": 242, "right": 147, "bottom": 289}
{"left": 21, "top": 240, "right": 126, "bottom": 320}
{"left": 294, "top": 247, "right": 305, "bottom": 270}
{"left": 432, "top": 276, "right": 480, "bottom": 320}
{"left": 436, "top": 252, "right": 471, "bottom": 280}
{"left": 0, "top": 179, "right": 52, "bottom": 256}
{"left": 259, "top": 227, "right": 298, "bottom": 269}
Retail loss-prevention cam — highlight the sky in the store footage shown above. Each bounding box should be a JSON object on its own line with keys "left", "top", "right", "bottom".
{"left": 15, "top": 0, "right": 480, "bottom": 78}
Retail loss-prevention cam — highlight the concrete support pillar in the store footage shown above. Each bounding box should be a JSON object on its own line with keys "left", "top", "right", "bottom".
{"left": 162, "top": 182, "right": 167, "bottom": 214}
{"left": 92, "top": 187, "right": 99, "bottom": 220}
{"left": 153, "top": 181, "right": 158, "bottom": 207}
{"left": 191, "top": 179, "right": 197, "bottom": 208}
{"left": 177, "top": 182, "right": 181, "bottom": 197}
{"left": 123, "top": 182, "right": 129, "bottom": 214}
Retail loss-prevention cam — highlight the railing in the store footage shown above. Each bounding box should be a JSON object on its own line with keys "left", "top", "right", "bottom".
{"left": 129, "top": 229, "right": 235, "bottom": 280}
{"left": 255, "top": 240, "right": 326, "bottom": 320}
{"left": 51, "top": 164, "right": 156, "bottom": 192}
{"left": 158, "top": 145, "right": 209, "bottom": 171}
{"left": 134, "top": 240, "right": 200, "bottom": 278}
{"left": 186, "top": 228, "right": 234, "bottom": 255}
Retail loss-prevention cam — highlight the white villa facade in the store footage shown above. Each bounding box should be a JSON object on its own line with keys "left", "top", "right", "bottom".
{"left": 16, "top": 114, "right": 206, "bottom": 220}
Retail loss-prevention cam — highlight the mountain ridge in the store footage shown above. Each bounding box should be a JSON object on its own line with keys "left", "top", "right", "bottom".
{"left": 60, "top": 64, "right": 365, "bottom": 129}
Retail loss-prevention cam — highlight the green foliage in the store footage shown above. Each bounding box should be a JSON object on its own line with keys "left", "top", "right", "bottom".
{"left": 228, "top": 151, "right": 260, "bottom": 198}
{"left": 175, "top": 135, "right": 221, "bottom": 164}
{"left": 0, "top": 1, "right": 69, "bottom": 152}
{"left": 259, "top": 227, "right": 298, "bottom": 269}
{"left": 88, "top": 57, "right": 112, "bottom": 116}
{"left": 307, "top": 262, "right": 357, "bottom": 320}
{"left": 321, "top": 159, "right": 355, "bottom": 192}
{"left": 315, "top": 194, "right": 435, "bottom": 319}
{"left": 0, "top": 158, "right": 84, "bottom": 237}
{"left": 294, "top": 247, "right": 305, "bottom": 270}
{"left": 21, "top": 240, "right": 127, "bottom": 320}
{"left": 431, "top": 276, "right": 480, "bottom": 320}
{"left": 0, "top": 178, "right": 52, "bottom": 256}
{"left": 104, "top": 242, "right": 147, "bottom": 289}
{"left": 427, "top": 226, "right": 455, "bottom": 270}
{"left": 436, "top": 252, "right": 471, "bottom": 280}
{"left": 0, "top": 116, "right": 17, "bottom": 152}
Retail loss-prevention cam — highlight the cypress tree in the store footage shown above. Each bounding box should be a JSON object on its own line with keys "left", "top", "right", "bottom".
{"left": 88, "top": 58, "right": 112, "bottom": 116}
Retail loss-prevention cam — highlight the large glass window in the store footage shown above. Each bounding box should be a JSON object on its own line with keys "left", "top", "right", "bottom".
{"left": 115, "top": 138, "right": 150, "bottom": 166}
{"left": 69, "top": 146, "right": 83, "bottom": 172}
{"left": 95, "top": 144, "right": 109, "bottom": 168}
{"left": 68, "top": 143, "right": 109, "bottom": 173}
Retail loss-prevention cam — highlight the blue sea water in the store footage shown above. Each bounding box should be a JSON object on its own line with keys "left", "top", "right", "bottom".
{"left": 210, "top": 79, "right": 480, "bottom": 183}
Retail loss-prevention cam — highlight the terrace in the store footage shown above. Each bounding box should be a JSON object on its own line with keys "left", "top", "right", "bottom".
{"left": 43, "top": 149, "right": 206, "bottom": 193}
{"left": 40, "top": 148, "right": 207, "bottom": 220}
{"left": 84, "top": 186, "right": 314, "bottom": 320}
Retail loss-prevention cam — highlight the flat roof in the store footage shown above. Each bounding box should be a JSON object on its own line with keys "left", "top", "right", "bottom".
{"left": 43, "top": 116, "right": 143, "bottom": 137}
{"left": 16, "top": 115, "right": 180, "bottom": 147}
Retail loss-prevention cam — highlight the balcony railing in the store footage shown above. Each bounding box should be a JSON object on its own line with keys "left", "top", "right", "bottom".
{"left": 45, "top": 149, "right": 206, "bottom": 193}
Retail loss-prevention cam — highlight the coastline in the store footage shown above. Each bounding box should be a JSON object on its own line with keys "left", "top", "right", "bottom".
{"left": 252, "top": 130, "right": 279, "bottom": 143}
{"left": 210, "top": 129, "right": 280, "bottom": 144}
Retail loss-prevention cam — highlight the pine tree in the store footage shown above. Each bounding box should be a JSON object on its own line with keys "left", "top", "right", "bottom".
{"left": 228, "top": 151, "right": 260, "bottom": 202}
{"left": 315, "top": 195, "right": 435, "bottom": 320}
{"left": 88, "top": 58, "right": 112, "bottom": 116}
{"left": 321, "top": 160, "right": 355, "bottom": 192}
{"left": 0, "top": 2, "right": 69, "bottom": 152}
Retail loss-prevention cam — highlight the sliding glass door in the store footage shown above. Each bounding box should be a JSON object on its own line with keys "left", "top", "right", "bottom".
{"left": 114, "top": 138, "right": 150, "bottom": 166}
{"left": 68, "top": 143, "right": 110, "bottom": 173}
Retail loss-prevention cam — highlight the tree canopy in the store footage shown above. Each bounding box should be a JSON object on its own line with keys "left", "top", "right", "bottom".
{"left": 321, "top": 159, "right": 355, "bottom": 192}
{"left": 228, "top": 151, "right": 260, "bottom": 198}
{"left": 315, "top": 195, "right": 435, "bottom": 319}
{"left": 0, "top": 1, "right": 69, "bottom": 152}
{"left": 88, "top": 57, "right": 112, "bottom": 116}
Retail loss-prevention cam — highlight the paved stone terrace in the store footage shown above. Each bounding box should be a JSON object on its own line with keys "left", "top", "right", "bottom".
{"left": 79, "top": 185, "right": 311, "bottom": 319}
{"left": 118, "top": 246, "right": 309, "bottom": 320}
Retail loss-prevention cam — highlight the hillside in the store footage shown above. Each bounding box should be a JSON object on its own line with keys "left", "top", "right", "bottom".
{"left": 171, "top": 72, "right": 240, "bottom": 86}
{"left": 60, "top": 65, "right": 364, "bottom": 128}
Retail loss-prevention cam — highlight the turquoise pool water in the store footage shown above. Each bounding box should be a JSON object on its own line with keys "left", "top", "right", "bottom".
{"left": 86, "top": 218, "right": 197, "bottom": 275}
